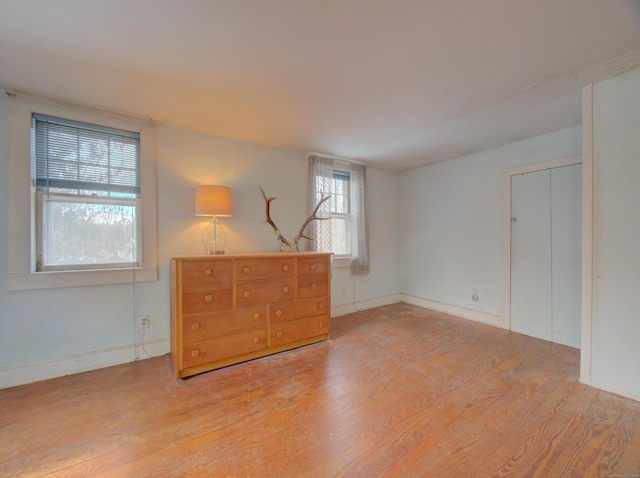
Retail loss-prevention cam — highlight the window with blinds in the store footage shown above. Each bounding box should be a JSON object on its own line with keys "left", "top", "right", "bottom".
{"left": 33, "top": 114, "right": 142, "bottom": 271}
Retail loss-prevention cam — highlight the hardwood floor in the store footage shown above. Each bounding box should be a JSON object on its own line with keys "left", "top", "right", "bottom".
{"left": 1, "top": 303, "right": 639, "bottom": 477}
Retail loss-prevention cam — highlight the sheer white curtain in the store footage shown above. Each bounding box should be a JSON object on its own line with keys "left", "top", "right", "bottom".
{"left": 349, "top": 163, "right": 370, "bottom": 275}
{"left": 307, "top": 155, "right": 334, "bottom": 251}
{"left": 307, "top": 155, "right": 370, "bottom": 275}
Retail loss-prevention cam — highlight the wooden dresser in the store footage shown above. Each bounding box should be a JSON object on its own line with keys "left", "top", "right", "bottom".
{"left": 170, "top": 252, "right": 331, "bottom": 378}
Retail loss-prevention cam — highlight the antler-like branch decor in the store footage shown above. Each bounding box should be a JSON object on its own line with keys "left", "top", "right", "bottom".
{"left": 260, "top": 185, "right": 331, "bottom": 252}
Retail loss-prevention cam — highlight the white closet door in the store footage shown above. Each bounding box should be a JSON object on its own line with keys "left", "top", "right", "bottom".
{"left": 551, "top": 164, "right": 582, "bottom": 348}
{"left": 511, "top": 170, "right": 553, "bottom": 341}
{"left": 510, "top": 164, "right": 582, "bottom": 347}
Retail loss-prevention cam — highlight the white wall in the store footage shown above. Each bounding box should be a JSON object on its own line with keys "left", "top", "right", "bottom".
{"left": 398, "top": 126, "right": 582, "bottom": 325}
{"left": 590, "top": 66, "right": 640, "bottom": 398}
{"left": 0, "top": 97, "right": 400, "bottom": 388}
{"left": 331, "top": 165, "right": 401, "bottom": 316}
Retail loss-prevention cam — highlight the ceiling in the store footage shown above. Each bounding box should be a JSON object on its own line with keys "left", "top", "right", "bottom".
{"left": 1, "top": 0, "right": 639, "bottom": 171}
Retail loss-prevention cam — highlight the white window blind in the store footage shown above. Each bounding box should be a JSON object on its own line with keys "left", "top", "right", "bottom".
{"left": 34, "top": 113, "right": 140, "bottom": 196}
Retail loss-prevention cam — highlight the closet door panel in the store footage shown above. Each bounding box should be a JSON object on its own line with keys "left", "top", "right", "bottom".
{"left": 511, "top": 170, "right": 552, "bottom": 341}
{"left": 551, "top": 164, "right": 582, "bottom": 348}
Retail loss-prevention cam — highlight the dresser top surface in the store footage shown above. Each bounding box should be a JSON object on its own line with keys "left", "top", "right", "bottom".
{"left": 170, "top": 252, "right": 332, "bottom": 261}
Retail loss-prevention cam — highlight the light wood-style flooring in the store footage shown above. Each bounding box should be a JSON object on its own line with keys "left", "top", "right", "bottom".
{"left": 1, "top": 303, "right": 639, "bottom": 477}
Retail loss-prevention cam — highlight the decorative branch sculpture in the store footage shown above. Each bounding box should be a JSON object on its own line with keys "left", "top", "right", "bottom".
{"left": 260, "top": 185, "right": 331, "bottom": 252}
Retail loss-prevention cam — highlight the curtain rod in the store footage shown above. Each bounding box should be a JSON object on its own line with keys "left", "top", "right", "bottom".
{"left": 309, "top": 152, "right": 366, "bottom": 166}
{"left": 4, "top": 88, "right": 154, "bottom": 125}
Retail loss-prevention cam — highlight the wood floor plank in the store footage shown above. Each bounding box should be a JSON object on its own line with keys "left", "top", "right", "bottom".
{"left": 577, "top": 393, "right": 637, "bottom": 477}
{"left": 482, "top": 380, "right": 600, "bottom": 477}
{"left": 334, "top": 334, "right": 546, "bottom": 476}
{"left": 398, "top": 344, "right": 581, "bottom": 476}
{"left": 1, "top": 303, "right": 638, "bottom": 477}
{"left": 612, "top": 399, "right": 640, "bottom": 475}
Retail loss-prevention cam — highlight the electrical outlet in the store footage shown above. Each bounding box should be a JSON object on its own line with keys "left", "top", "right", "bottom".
{"left": 139, "top": 315, "right": 150, "bottom": 328}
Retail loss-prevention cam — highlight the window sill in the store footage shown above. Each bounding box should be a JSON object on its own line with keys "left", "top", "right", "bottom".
{"left": 8, "top": 267, "right": 158, "bottom": 291}
{"left": 331, "top": 256, "right": 353, "bottom": 269}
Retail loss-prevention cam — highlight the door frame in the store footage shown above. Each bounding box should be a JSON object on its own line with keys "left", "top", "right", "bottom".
{"left": 502, "top": 155, "right": 582, "bottom": 336}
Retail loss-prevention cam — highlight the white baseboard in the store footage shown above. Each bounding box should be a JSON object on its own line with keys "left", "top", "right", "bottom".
{"left": 6, "top": 301, "right": 638, "bottom": 404}
{"left": 400, "top": 294, "right": 507, "bottom": 329}
{"left": 0, "top": 296, "right": 505, "bottom": 390}
{"left": 332, "top": 293, "right": 402, "bottom": 317}
{"left": 579, "top": 379, "right": 640, "bottom": 403}
{"left": 0, "top": 339, "right": 170, "bottom": 390}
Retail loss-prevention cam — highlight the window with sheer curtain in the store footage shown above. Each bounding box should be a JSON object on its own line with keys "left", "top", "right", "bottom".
{"left": 307, "top": 155, "right": 370, "bottom": 275}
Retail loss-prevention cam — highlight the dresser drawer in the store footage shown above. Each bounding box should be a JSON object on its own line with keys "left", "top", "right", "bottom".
{"left": 236, "top": 277, "right": 295, "bottom": 307}
{"left": 297, "top": 256, "right": 329, "bottom": 276}
{"left": 183, "top": 306, "right": 266, "bottom": 338}
{"left": 182, "top": 285, "right": 233, "bottom": 313}
{"left": 269, "top": 314, "right": 330, "bottom": 348}
{"left": 183, "top": 328, "right": 268, "bottom": 369}
{"left": 269, "top": 297, "right": 330, "bottom": 324}
{"left": 234, "top": 258, "right": 295, "bottom": 280}
{"left": 181, "top": 260, "right": 233, "bottom": 285}
{"left": 297, "top": 274, "right": 329, "bottom": 299}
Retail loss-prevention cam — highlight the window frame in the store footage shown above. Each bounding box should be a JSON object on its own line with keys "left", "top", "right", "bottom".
{"left": 311, "top": 161, "right": 353, "bottom": 264}
{"left": 326, "top": 169, "right": 352, "bottom": 258}
{"left": 7, "top": 92, "right": 158, "bottom": 290}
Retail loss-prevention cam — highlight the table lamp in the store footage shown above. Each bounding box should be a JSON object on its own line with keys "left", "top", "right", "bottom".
{"left": 195, "top": 185, "right": 232, "bottom": 254}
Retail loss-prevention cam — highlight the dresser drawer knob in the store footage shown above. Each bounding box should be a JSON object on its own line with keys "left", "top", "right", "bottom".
{"left": 204, "top": 294, "right": 213, "bottom": 302}
{"left": 275, "top": 309, "right": 283, "bottom": 317}
{"left": 243, "top": 290, "right": 251, "bottom": 298}
{"left": 204, "top": 268, "right": 213, "bottom": 276}
{"left": 191, "top": 349, "right": 200, "bottom": 358}
{"left": 243, "top": 266, "right": 250, "bottom": 274}
{"left": 282, "top": 286, "right": 289, "bottom": 293}
{"left": 309, "top": 263, "right": 317, "bottom": 271}
{"left": 253, "top": 336, "right": 260, "bottom": 344}
{"left": 282, "top": 264, "right": 289, "bottom": 272}
{"left": 191, "top": 322, "right": 201, "bottom": 331}
{"left": 276, "top": 331, "right": 284, "bottom": 338}
{"left": 252, "top": 313, "right": 260, "bottom": 320}
{"left": 319, "top": 322, "right": 325, "bottom": 329}
{"left": 318, "top": 303, "right": 325, "bottom": 309}
{"left": 310, "top": 283, "right": 317, "bottom": 290}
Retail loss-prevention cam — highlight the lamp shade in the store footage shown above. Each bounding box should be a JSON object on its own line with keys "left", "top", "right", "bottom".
{"left": 195, "top": 185, "right": 232, "bottom": 217}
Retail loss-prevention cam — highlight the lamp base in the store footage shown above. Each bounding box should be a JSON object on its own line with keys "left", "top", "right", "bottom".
{"left": 203, "top": 216, "right": 227, "bottom": 255}
{"left": 205, "top": 250, "right": 226, "bottom": 255}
